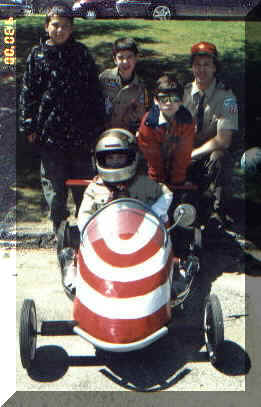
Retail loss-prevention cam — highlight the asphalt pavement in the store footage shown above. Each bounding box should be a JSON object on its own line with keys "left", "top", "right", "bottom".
{"left": 14, "top": 245, "right": 249, "bottom": 392}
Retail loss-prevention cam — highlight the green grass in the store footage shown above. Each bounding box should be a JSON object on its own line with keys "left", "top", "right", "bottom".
{"left": 14, "top": 17, "right": 246, "bottom": 85}
{"left": 10, "top": 17, "right": 261, "bottom": 203}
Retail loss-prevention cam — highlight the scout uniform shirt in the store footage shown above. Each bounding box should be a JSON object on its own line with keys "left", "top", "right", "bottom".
{"left": 183, "top": 78, "right": 238, "bottom": 147}
{"left": 99, "top": 67, "right": 150, "bottom": 133}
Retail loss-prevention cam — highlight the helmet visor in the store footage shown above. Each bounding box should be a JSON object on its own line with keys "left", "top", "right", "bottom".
{"left": 97, "top": 150, "right": 135, "bottom": 169}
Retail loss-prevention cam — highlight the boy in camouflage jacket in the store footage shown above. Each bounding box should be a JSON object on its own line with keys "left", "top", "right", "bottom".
{"left": 19, "top": 2, "right": 105, "bottom": 236}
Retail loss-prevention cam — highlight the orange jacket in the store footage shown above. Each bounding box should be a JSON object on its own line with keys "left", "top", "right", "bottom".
{"left": 138, "top": 105, "right": 195, "bottom": 187}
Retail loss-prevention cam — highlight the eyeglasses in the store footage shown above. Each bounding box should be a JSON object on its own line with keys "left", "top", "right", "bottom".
{"left": 156, "top": 94, "right": 181, "bottom": 103}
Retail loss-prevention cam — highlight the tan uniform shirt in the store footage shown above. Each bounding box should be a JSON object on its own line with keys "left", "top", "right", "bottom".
{"left": 183, "top": 79, "right": 238, "bottom": 147}
{"left": 78, "top": 175, "right": 172, "bottom": 232}
{"left": 99, "top": 67, "right": 150, "bottom": 132}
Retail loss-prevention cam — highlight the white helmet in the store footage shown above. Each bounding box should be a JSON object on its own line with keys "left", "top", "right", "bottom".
{"left": 95, "top": 128, "right": 138, "bottom": 183}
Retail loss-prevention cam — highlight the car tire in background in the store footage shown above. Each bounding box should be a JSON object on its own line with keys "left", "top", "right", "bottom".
{"left": 150, "top": 4, "right": 173, "bottom": 20}
{"left": 85, "top": 8, "right": 97, "bottom": 18}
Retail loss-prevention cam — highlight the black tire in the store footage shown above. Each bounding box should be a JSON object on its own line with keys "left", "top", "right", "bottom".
{"left": 150, "top": 4, "right": 173, "bottom": 20}
{"left": 204, "top": 294, "right": 224, "bottom": 365}
{"left": 85, "top": 8, "right": 97, "bottom": 19}
{"left": 19, "top": 299, "right": 37, "bottom": 370}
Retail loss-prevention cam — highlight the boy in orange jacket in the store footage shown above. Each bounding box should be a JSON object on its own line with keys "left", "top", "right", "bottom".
{"left": 137, "top": 73, "right": 195, "bottom": 189}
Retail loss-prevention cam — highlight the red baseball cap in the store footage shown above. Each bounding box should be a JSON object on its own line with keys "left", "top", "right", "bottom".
{"left": 191, "top": 42, "right": 218, "bottom": 58}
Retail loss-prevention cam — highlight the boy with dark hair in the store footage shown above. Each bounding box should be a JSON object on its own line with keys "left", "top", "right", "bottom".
{"left": 137, "top": 73, "right": 195, "bottom": 189}
{"left": 99, "top": 37, "right": 150, "bottom": 133}
{"left": 19, "top": 2, "right": 105, "bottom": 237}
{"left": 112, "top": 37, "right": 139, "bottom": 56}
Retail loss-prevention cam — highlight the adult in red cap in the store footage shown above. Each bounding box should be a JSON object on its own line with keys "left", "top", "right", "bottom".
{"left": 183, "top": 41, "right": 238, "bottom": 229}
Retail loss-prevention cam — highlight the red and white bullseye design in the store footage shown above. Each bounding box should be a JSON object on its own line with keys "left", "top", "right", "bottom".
{"left": 73, "top": 202, "right": 173, "bottom": 344}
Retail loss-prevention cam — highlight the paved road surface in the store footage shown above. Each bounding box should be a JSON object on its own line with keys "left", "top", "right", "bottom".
{"left": 14, "top": 246, "right": 250, "bottom": 392}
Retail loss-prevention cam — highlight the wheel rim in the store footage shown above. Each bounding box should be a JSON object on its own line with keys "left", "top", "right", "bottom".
{"left": 29, "top": 307, "right": 37, "bottom": 360}
{"left": 204, "top": 296, "right": 224, "bottom": 364}
{"left": 86, "top": 10, "right": 96, "bottom": 19}
{"left": 153, "top": 6, "right": 171, "bottom": 20}
{"left": 204, "top": 303, "right": 217, "bottom": 362}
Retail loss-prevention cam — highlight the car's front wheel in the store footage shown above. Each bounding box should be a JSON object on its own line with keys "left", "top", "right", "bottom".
{"left": 19, "top": 299, "right": 37, "bottom": 370}
{"left": 85, "top": 8, "right": 97, "bottom": 19}
{"left": 151, "top": 5, "right": 173, "bottom": 20}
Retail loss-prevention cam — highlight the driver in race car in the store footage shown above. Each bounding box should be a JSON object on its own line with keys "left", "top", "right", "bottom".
{"left": 78, "top": 128, "right": 173, "bottom": 231}
{"left": 62, "top": 128, "right": 173, "bottom": 294}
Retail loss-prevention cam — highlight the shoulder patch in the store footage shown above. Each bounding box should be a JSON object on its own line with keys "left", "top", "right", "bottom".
{"left": 223, "top": 97, "right": 238, "bottom": 113}
{"left": 103, "top": 77, "right": 119, "bottom": 88}
{"left": 100, "top": 70, "right": 119, "bottom": 88}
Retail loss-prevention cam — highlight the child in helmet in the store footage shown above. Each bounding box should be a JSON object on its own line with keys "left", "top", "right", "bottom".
{"left": 62, "top": 128, "right": 173, "bottom": 294}
{"left": 78, "top": 128, "right": 173, "bottom": 232}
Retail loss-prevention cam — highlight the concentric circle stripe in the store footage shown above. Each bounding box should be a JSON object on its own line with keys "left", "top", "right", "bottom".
{"left": 78, "top": 250, "right": 173, "bottom": 298}
{"left": 91, "top": 227, "right": 162, "bottom": 267}
{"left": 73, "top": 297, "right": 172, "bottom": 344}
{"left": 76, "top": 271, "right": 171, "bottom": 319}
{"left": 86, "top": 210, "right": 144, "bottom": 246}
{"left": 97, "top": 208, "right": 145, "bottom": 242}
{"left": 85, "top": 209, "right": 160, "bottom": 254}
{"left": 80, "top": 237, "right": 172, "bottom": 282}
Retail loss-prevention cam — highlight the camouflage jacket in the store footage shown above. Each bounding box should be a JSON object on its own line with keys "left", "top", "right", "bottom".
{"left": 19, "top": 37, "right": 105, "bottom": 151}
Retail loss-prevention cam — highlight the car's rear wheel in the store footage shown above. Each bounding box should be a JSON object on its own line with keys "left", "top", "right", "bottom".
{"left": 85, "top": 8, "right": 97, "bottom": 19}
{"left": 204, "top": 294, "right": 224, "bottom": 365}
{"left": 151, "top": 5, "right": 173, "bottom": 20}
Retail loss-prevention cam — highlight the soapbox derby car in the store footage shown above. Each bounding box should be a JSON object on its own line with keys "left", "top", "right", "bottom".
{"left": 19, "top": 182, "right": 225, "bottom": 372}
